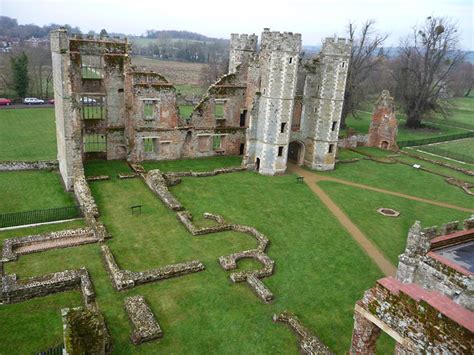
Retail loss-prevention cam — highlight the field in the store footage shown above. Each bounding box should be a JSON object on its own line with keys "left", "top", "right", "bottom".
{"left": 419, "top": 138, "right": 474, "bottom": 155}
{"left": 0, "top": 107, "right": 57, "bottom": 161}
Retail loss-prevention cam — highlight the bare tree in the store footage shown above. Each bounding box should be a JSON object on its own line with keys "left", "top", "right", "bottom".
{"left": 448, "top": 61, "right": 473, "bottom": 97}
{"left": 199, "top": 60, "right": 227, "bottom": 89}
{"left": 341, "top": 20, "right": 388, "bottom": 128}
{"left": 392, "top": 17, "right": 465, "bottom": 128}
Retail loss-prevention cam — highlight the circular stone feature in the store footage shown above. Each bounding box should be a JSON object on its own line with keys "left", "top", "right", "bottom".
{"left": 377, "top": 208, "right": 400, "bottom": 217}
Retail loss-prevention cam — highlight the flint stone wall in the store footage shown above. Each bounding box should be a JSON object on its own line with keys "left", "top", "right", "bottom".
{"left": 0, "top": 160, "right": 59, "bottom": 171}
{"left": 246, "top": 274, "right": 274, "bottom": 303}
{"left": 164, "top": 166, "right": 246, "bottom": 178}
{"left": 101, "top": 244, "right": 204, "bottom": 291}
{"left": 124, "top": 295, "right": 163, "bottom": 345}
{"left": 143, "top": 170, "right": 183, "bottom": 211}
{"left": 219, "top": 249, "right": 274, "bottom": 282}
{"left": 1, "top": 267, "right": 94, "bottom": 305}
{"left": 338, "top": 134, "right": 368, "bottom": 149}
{"left": 273, "top": 311, "right": 333, "bottom": 354}
{"left": 2, "top": 227, "right": 96, "bottom": 261}
{"left": 176, "top": 211, "right": 269, "bottom": 251}
{"left": 74, "top": 175, "right": 99, "bottom": 217}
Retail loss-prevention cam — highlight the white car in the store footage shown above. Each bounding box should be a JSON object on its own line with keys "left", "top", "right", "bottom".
{"left": 23, "top": 97, "right": 45, "bottom": 105}
{"left": 80, "top": 97, "right": 97, "bottom": 104}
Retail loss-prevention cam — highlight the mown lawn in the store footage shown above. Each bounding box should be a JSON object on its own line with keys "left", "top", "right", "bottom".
{"left": 318, "top": 181, "right": 469, "bottom": 264}
{"left": 142, "top": 155, "right": 243, "bottom": 172}
{"left": 0, "top": 171, "right": 76, "bottom": 214}
{"left": 1, "top": 161, "right": 395, "bottom": 354}
{"left": 0, "top": 219, "right": 86, "bottom": 242}
{"left": 342, "top": 111, "right": 468, "bottom": 142}
{"left": 317, "top": 156, "right": 474, "bottom": 208}
{"left": 420, "top": 138, "right": 474, "bottom": 156}
{"left": 0, "top": 107, "right": 56, "bottom": 161}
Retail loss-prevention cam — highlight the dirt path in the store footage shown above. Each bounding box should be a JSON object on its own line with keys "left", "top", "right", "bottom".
{"left": 289, "top": 164, "right": 397, "bottom": 276}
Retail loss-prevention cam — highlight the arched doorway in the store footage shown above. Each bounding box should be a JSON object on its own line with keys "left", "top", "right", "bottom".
{"left": 288, "top": 141, "right": 305, "bottom": 166}
{"left": 255, "top": 158, "right": 260, "bottom": 171}
{"left": 380, "top": 140, "right": 389, "bottom": 149}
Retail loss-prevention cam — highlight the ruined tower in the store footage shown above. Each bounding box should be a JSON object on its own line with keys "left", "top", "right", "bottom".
{"left": 247, "top": 29, "right": 302, "bottom": 175}
{"left": 228, "top": 33, "right": 258, "bottom": 75}
{"left": 305, "top": 38, "right": 351, "bottom": 170}
{"left": 367, "top": 90, "right": 398, "bottom": 149}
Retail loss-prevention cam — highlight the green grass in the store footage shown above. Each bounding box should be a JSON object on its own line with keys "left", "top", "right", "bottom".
{"left": 419, "top": 138, "right": 474, "bottom": 156}
{"left": 0, "top": 219, "right": 86, "bottom": 242}
{"left": 318, "top": 181, "right": 469, "bottom": 264}
{"left": 0, "top": 107, "right": 57, "bottom": 161}
{"left": 401, "top": 147, "right": 474, "bottom": 169}
{"left": 175, "top": 84, "right": 205, "bottom": 97}
{"left": 1, "top": 161, "right": 394, "bottom": 354}
{"left": 178, "top": 104, "right": 194, "bottom": 118}
{"left": 141, "top": 155, "right": 243, "bottom": 172}
{"left": 0, "top": 171, "right": 76, "bottom": 214}
{"left": 342, "top": 110, "right": 469, "bottom": 142}
{"left": 317, "top": 159, "right": 473, "bottom": 208}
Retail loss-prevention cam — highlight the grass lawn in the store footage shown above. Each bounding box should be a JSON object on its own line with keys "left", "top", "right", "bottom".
{"left": 318, "top": 181, "right": 469, "bottom": 264}
{"left": 342, "top": 110, "right": 469, "bottom": 142}
{"left": 0, "top": 171, "right": 76, "bottom": 214}
{"left": 317, "top": 158, "right": 473, "bottom": 208}
{"left": 175, "top": 84, "right": 205, "bottom": 98}
{"left": 0, "top": 107, "right": 57, "bottom": 161}
{"left": 1, "top": 161, "right": 395, "bottom": 354}
{"left": 142, "top": 155, "right": 243, "bottom": 172}
{"left": 178, "top": 104, "right": 194, "bottom": 118}
{"left": 401, "top": 147, "right": 474, "bottom": 170}
{"left": 419, "top": 138, "right": 474, "bottom": 156}
{"left": 0, "top": 219, "right": 86, "bottom": 242}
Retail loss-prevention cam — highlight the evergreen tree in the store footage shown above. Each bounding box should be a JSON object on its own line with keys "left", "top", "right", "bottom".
{"left": 11, "top": 52, "right": 29, "bottom": 98}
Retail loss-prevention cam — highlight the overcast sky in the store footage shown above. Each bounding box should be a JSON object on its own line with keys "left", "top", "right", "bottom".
{"left": 1, "top": 0, "right": 473, "bottom": 49}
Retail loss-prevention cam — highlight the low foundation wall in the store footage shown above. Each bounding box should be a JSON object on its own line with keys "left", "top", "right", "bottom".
{"left": 0, "top": 160, "right": 59, "bottom": 171}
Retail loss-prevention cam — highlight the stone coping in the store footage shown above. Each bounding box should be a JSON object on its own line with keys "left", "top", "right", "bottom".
{"left": 101, "top": 244, "right": 204, "bottom": 291}
{"left": 273, "top": 311, "right": 333, "bottom": 354}
{"left": 2, "top": 227, "right": 96, "bottom": 262}
{"left": 1, "top": 267, "right": 95, "bottom": 305}
{"left": 0, "top": 160, "right": 58, "bottom": 171}
{"left": 124, "top": 295, "right": 163, "bottom": 345}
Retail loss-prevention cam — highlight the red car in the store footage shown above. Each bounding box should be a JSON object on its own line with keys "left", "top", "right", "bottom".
{"left": 0, "top": 98, "right": 12, "bottom": 106}
{"left": 49, "top": 99, "right": 55, "bottom": 105}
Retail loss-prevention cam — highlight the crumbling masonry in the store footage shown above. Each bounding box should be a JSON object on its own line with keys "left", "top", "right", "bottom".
{"left": 50, "top": 28, "right": 351, "bottom": 189}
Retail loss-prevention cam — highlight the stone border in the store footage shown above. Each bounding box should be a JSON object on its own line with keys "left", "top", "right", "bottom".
{"left": 445, "top": 177, "right": 474, "bottom": 196}
{"left": 273, "top": 311, "right": 333, "bottom": 354}
{"left": 163, "top": 166, "right": 246, "bottom": 178}
{"left": 1, "top": 227, "right": 97, "bottom": 262}
{"left": 124, "top": 295, "right": 163, "bottom": 345}
{"left": 177, "top": 211, "right": 274, "bottom": 303}
{"left": 118, "top": 173, "right": 138, "bottom": 179}
{"left": 376, "top": 208, "right": 400, "bottom": 217}
{"left": 0, "top": 160, "right": 59, "bottom": 171}
{"left": 74, "top": 175, "right": 99, "bottom": 217}
{"left": 86, "top": 175, "right": 110, "bottom": 181}
{"left": 1, "top": 267, "right": 94, "bottom": 305}
{"left": 143, "top": 170, "right": 183, "bottom": 211}
{"left": 101, "top": 244, "right": 205, "bottom": 291}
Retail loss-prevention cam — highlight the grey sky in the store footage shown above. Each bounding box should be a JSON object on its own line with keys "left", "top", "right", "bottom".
{"left": 1, "top": 0, "right": 473, "bottom": 49}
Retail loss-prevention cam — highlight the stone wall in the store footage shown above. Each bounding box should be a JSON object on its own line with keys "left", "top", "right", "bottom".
{"left": 101, "top": 244, "right": 204, "bottom": 291}
{"left": 143, "top": 169, "right": 183, "bottom": 211}
{"left": 2, "top": 227, "right": 96, "bottom": 262}
{"left": 1, "top": 267, "right": 95, "bottom": 305}
{"left": 367, "top": 90, "right": 398, "bottom": 150}
{"left": 0, "top": 160, "right": 59, "bottom": 171}
{"left": 338, "top": 134, "right": 368, "bottom": 149}
{"left": 124, "top": 295, "right": 163, "bottom": 345}
{"left": 351, "top": 277, "right": 473, "bottom": 353}
{"left": 273, "top": 311, "right": 333, "bottom": 354}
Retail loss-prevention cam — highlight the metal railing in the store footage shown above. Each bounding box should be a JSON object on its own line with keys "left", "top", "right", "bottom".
{"left": 0, "top": 206, "right": 82, "bottom": 228}
{"left": 37, "top": 343, "right": 64, "bottom": 355}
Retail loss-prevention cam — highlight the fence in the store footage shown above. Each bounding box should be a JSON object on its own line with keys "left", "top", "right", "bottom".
{"left": 417, "top": 145, "right": 474, "bottom": 164}
{"left": 0, "top": 206, "right": 82, "bottom": 228}
{"left": 397, "top": 131, "right": 474, "bottom": 148}
{"left": 37, "top": 343, "right": 64, "bottom": 355}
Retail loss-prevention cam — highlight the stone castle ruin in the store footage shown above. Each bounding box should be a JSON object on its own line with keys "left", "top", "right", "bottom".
{"left": 367, "top": 90, "right": 398, "bottom": 150}
{"left": 50, "top": 28, "right": 351, "bottom": 189}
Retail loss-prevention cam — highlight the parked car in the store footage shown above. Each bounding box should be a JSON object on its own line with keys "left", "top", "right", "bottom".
{"left": 49, "top": 99, "right": 55, "bottom": 105}
{"left": 0, "top": 98, "right": 12, "bottom": 106}
{"left": 80, "top": 97, "right": 96, "bottom": 104}
{"left": 23, "top": 97, "right": 45, "bottom": 105}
